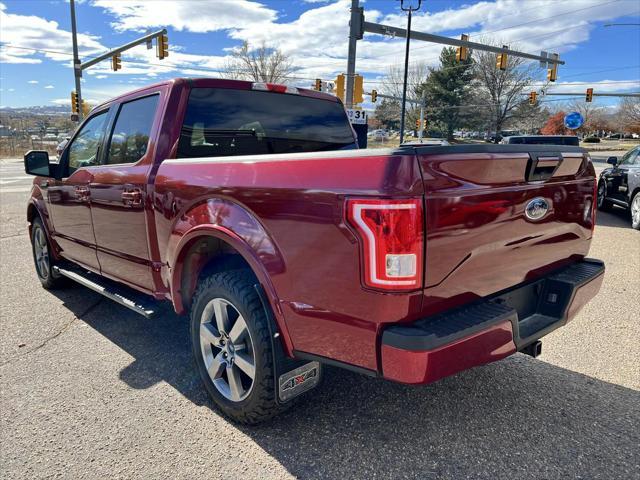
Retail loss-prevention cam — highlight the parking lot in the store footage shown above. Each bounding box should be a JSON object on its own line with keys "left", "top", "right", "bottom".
{"left": 0, "top": 156, "right": 638, "bottom": 479}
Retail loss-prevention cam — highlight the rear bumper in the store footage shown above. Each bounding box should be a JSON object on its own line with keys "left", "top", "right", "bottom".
{"left": 381, "top": 258, "right": 605, "bottom": 384}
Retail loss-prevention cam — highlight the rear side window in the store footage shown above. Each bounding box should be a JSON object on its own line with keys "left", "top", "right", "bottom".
{"left": 106, "top": 94, "right": 159, "bottom": 165}
{"left": 177, "top": 88, "right": 356, "bottom": 158}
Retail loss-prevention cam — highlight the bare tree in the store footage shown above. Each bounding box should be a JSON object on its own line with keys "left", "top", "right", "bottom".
{"left": 224, "top": 41, "right": 294, "bottom": 84}
{"left": 472, "top": 43, "right": 537, "bottom": 137}
{"left": 379, "top": 62, "right": 429, "bottom": 130}
{"left": 618, "top": 97, "right": 640, "bottom": 134}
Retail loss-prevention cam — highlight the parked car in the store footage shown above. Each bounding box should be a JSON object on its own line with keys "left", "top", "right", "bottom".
{"left": 24, "top": 78, "right": 605, "bottom": 424}
{"left": 55, "top": 138, "right": 70, "bottom": 158}
{"left": 597, "top": 145, "right": 640, "bottom": 229}
{"left": 605, "top": 133, "right": 622, "bottom": 140}
{"left": 501, "top": 135, "right": 579, "bottom": 146}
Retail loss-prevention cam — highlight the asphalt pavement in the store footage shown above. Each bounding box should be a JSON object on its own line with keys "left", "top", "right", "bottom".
{"left": 0, "top": 157, "right": 638, "bottom": 480}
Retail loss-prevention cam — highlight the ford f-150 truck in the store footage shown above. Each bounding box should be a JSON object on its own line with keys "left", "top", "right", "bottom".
{"left": 24, "top": 78, "right": 604, "bottom": 424}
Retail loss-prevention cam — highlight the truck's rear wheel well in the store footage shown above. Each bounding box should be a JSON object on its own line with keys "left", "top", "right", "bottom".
{"left": 179, "top": 235, "right": 257, "bottom": 310}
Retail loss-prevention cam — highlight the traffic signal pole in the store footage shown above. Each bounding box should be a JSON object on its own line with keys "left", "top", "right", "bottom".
{"left": 68, "top": 0, "right": 167, "bottom": 121}
{"left": 70, "top": 0, "right": 83, "bottom": 121}
{"left": 345, "top": 0, "right": 362, "bottom": 108}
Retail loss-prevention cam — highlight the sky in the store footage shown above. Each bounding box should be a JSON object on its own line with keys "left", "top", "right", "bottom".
{"left": 0, "top": 0, "right": 639, "bottom": 109}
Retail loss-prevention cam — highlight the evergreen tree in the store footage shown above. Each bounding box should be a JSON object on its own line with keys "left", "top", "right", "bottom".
{"left": 420, "top": 47, "right": 474, "bottom": 140}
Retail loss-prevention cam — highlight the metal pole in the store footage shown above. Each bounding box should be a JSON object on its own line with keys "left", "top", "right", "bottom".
{"left": 419, "top": 92, "right": 425, "bottom": 140}
{"left": 399, "top": 9, "right": 411, "bottom": 144}
{"left": 363, "top": 21, "right": 564, "bottom": 65}
{"left": 80, "top": 29, "right": 167, "bottom": 70}
{"left": 70, "top": 0, "right": 83, "bottom": 121}
{"left": 345, "top": 0, "right": 359, "bottom": 108}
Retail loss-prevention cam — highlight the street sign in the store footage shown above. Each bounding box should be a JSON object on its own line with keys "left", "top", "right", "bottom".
{"left": 564, "top": 111, "right": 584, "bottom": 130}
{"left": 347, "top": 108, "right": 367, "bottom": 124}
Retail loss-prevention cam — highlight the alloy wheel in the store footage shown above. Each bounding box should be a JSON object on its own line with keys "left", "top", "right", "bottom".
{"left": 199, "top": 298, "right": 256, "bottom": 402}
{"left": 33, "top": 226, "right": 50, "bottom": 280}
{"left": 632, "top": 194, "right": 640, "bottom": 227}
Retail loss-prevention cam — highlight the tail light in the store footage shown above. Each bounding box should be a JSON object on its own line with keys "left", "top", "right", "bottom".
{"left": 346, "top": 198, "right": 424, "bottom": 292}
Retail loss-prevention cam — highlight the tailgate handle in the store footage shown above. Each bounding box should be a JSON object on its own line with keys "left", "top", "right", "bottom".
{"left": 527, "top": 153, "right": 562, "bottom": 181}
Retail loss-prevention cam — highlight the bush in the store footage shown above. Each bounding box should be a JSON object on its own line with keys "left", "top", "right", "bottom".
{"left": 583, "top": 137, "right": 601, "bottom": 143}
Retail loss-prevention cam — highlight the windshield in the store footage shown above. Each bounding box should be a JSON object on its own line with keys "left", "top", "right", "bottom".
{"left": 177, "top": 87, "right": 356, "bottom": 158}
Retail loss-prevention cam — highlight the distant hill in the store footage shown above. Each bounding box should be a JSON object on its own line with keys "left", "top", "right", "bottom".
{"left": 0, "top": 105, "right": 71, "bottom": 116}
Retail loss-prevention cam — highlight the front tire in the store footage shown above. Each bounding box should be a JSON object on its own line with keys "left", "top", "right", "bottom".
{"left": 31, "top": 217, "right": 65, "bottom": 289}
{"left": 631, "top": 191, "right": 640, "bottom": 230}
{"left": 190, "top": 270, "right": 286, "bottom": 424}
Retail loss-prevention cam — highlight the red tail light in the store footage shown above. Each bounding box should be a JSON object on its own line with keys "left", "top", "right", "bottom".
{"left": 346, "top": 198, "right": 424, "bottom": 292}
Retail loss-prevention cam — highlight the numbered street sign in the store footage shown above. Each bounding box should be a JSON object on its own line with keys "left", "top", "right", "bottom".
{"left": 347, "top": 109, "right": 368, "bottom": 125}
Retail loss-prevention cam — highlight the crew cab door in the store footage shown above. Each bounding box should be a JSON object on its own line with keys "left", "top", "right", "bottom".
{"left": 89, "top": 94, "right": 160, "bottom": 292}
{"left": 47, "top": 109, "right": 110, "bottom": 270}
{"left": 608, "top": 148, "right": 639, "bottom": 204}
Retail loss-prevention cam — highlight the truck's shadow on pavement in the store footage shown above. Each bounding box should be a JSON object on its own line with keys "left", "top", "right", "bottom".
{"left": 55, "top": 288, "right": 640, "bottom": 480}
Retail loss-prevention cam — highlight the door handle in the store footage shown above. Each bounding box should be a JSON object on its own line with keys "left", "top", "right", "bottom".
{"left": 74, "top": 185, "right": 90, "bottom": 201}
{"left": 122, "top": 188, "right": 143, "bottom": 207}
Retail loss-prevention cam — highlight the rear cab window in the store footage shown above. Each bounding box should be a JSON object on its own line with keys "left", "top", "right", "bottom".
{"left": 177, "top": 88, "right": 356, "bottom": 158}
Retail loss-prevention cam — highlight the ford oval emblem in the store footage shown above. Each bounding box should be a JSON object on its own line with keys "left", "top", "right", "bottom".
{"left": 525, "top": 197, "right": 549, "bottom": 221}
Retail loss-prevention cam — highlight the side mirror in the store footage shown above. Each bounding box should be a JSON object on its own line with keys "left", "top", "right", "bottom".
{"left": 24, "top": 150, "right": 56, "bottom": 178}
{"left": 607, "top": 156, "right": 618, "bottom": 166}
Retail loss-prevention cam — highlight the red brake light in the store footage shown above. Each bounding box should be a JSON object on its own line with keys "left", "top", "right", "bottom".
{"left": 346, "top": 198, "right": 424, "bottom": 291}
{"left": 252, "top": 82, "right": 299, "bottom": 95}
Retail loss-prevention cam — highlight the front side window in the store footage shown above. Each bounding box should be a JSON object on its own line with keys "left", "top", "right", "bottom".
{"left": 177, "top": 88, "right": 356, "bottom": 158}
{"left": 68, "top": 111, "right": 108, "bottom": 173}
{"left": 107, "top": 95, "right": 159, "bottom": 165}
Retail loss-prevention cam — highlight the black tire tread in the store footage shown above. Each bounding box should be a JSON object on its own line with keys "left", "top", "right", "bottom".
{"left": 190, "top": 270, "right": 289, "bottom": 424}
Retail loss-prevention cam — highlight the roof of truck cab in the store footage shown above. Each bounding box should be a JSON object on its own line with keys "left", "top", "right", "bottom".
{"left": 92, "top": 77, "right": 340, "bottom": 111}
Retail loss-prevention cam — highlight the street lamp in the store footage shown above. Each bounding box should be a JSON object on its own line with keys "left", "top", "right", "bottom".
{"left": 398, "top": 0, "right": 422, "bottom": 144}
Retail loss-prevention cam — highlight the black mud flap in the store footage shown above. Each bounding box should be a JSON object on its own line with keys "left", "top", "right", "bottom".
{"left": 254, "top": 285, "right": 322, "bottom": 405}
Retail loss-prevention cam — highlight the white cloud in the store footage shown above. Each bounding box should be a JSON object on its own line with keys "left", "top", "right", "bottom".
{"left": 28, "top": 80, "right": 38, "bottom": 84}
{"left": 546, "top": 79, "right": 640, "bottom": 94}
{"left": 44, "top": 85, "right": 54, "bottom": 89}
{"left": 0, "top": 3, "right": 106, "bottom": 64}
{"left": 50, "top": 98, "right": 70, "bottom": 105}
{"left": 92, "top": 0, "right": 278, "bottom": 33}
{"left": 95, "top": 75, "right": 108, "bottom": 79}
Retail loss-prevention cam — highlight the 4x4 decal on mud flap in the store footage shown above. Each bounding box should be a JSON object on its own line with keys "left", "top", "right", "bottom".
{"left": 278, "top": 361, "right": 321, "bottom": 402}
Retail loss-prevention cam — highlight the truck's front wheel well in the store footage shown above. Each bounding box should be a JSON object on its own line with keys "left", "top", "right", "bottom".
{"left": 179, "top": 235, "right": 257, "bottom": 310}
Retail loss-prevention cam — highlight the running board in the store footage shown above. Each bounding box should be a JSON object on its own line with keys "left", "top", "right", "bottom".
{"left": 53, "top": 265, "right": 159, "bottom": 318}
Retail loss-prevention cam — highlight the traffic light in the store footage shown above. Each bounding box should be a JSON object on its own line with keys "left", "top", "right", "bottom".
{"left": 111, "top": 53, "right": 121, "bottom": 71}
{"left": 71, "top": 91, "right": 79, "bottom": 114}
{"left": 82, "top": 101, "right": 91, "bottom": 117}
{"left": 157, "top": 34, "right": 169, "bottom": 60}
{"left": 334, "top": 74, "right": 345, "bottom": 102}
{"left": 314, "top": 79, "right": 322, "bottom": 91}
{"left": 416, "top": 119, "right": 421, "bottom": 129}
{"left": 371, "top": 89, "right": 378, "bottom": 103}
{"left": 455, "top": 34, "right": 469, "bottom": 62}
{"left": 353, "top": 74, "right": 364, "bottom": 104}
{"left": 586, "top": 88, "right": 593, "bottom": 102}
{"left": 547, "top": 54, "right": 558, "bottom": 82}
{"left": 529, "top": 91, "right": 537, "bottom": 105}
{"left": 496, "top": 45, "right": 508, "bottom": 70}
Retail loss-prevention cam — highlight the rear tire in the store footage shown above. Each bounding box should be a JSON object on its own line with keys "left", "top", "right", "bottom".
{"left": 597, "top": 181, "right": 614, "bottom": 212}
{"left": 190, "top": 270, "right": 287, "bottom": 424}
{"left": 631, "top": 191, "right": 640, "bottom": 230}
{"left": 31, "top": 217, "right": 65, "bottom": 289}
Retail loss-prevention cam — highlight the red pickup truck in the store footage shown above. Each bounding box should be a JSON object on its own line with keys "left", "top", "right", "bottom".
{"left": 25, "top": 78, "right": 604, "bottom": 424}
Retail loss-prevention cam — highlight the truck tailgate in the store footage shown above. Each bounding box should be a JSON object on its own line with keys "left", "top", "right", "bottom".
{"left": 415, "top": 145, "right": 596, "bottom": 314}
